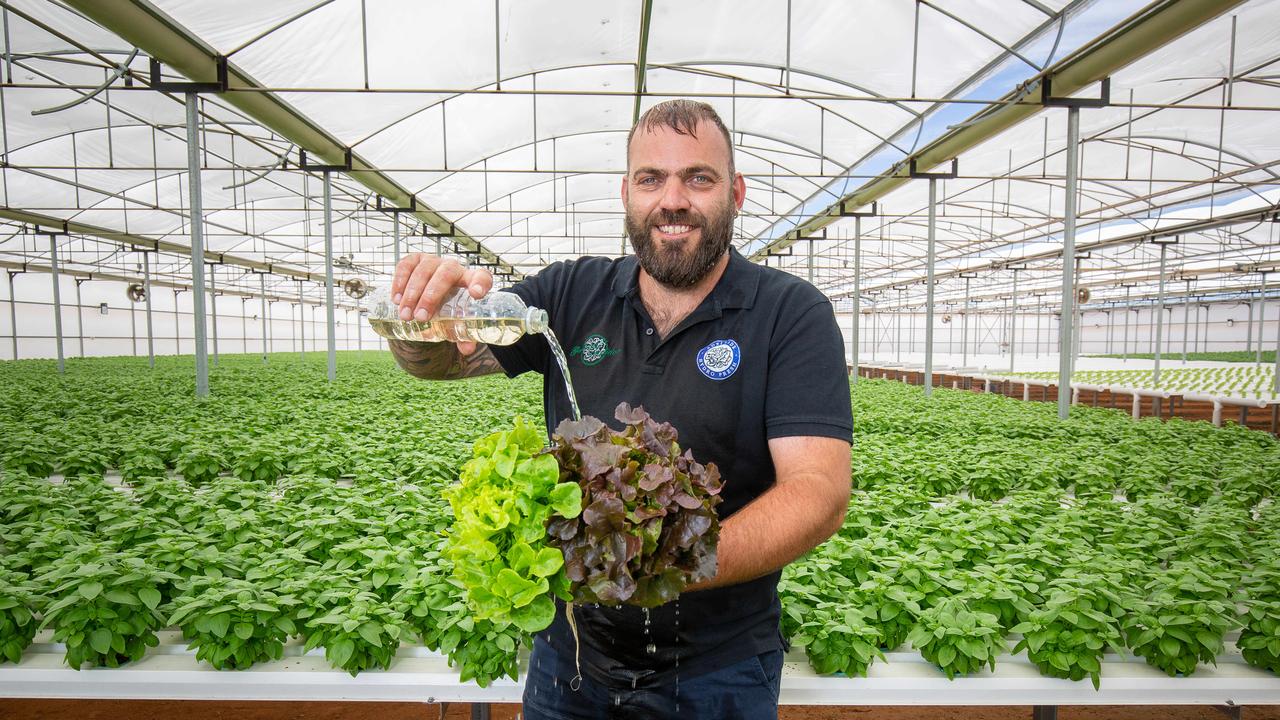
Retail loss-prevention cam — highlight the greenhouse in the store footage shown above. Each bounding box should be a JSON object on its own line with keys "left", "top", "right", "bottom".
{"left": 2, "top": 1, "right": 1280, "bottom": 719}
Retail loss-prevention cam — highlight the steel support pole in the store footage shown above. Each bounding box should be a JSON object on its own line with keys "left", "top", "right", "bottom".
{"left": 1201, "top": 303, "right": 1209, "bottom": 353}
{"left": 186, "top": 92, "right": 209, "bottom": 396}
{"left": 7, "top": 272, "right": 17, "bottom": 360}
{"left": 298, "top": 281, "right": 306, "bottom": 359}
{"left": 1105, "top": 310, "right": 1113, "bottom": 356}
{"left": 173, "top": 290, "right": 181, "bottom": 355}
{"left": 1009, "top": 269, "right": 1017, "bottom": 374}
{"left": 1247, "top": 298, "right": 1254, "bottom": 353}
{"left": 1273, "top": 297, "right": 1279, "bottom": 395}
{"left": 130, "top": 293, "right": 137, "bottom": 357}
{"left": 143, "top": 252, "right": 154, "bottom": 368}
{"left": 1258, "top": 272, "right": 1268, "bottom": 366}
{"left": 209, "top": 264, "right": 219, "bottom": 367}
{"left": 324, "top": 171, "right": 337, "bottom": 382}
{"left": 260, "top": 273, "right": 268, "bottom": 364}
{"left": 962, "top": 277, "right": 970, "bottom": 367}
{"left": 948, "top": 306, "right": 954, "bottom": 355}
{"left": 241, "top": 298, "right": 247, "bottom": 353}
{"left": 908, "top": 307, "right": 914, "bottom": 355}
{"left": 74, "top": 279, "right": 84, "bottom": 357}
{"left": 393, "top": 215, "right": 401, "bottom": 269}
{"left": 1003, "top": 295, "right": 1011, "bottom": 359}
{"left": 50, "top": 235, "right": 65, "bottom": 374}
{"left": 1123, "top": 287, "right": 1131, "bottom": 361}
{"left": 807, "top": 238, "right": 814, "bottom": 284}
{"left": 1153, "top": 243, "right": 1169, "bottom": 387}
{"left": 849, "top": 215, "right": 860, "bottom": 384}
{"left": 1071, "top": 262, "right": 1082, "bottom": 378}
{"left": 895, "top": 294, "right": 904, "bottom": 366}
{"left": 1181, "top": 281, "right": 1191, "bottom": 363}
{"left": 1057, "top": 106, "right": 1080, "bottom": 421}
{"left": 1193, "top": 302, "right": 1201, "bottom": 355}
{"left": 924, "top": 179, "right": 937, "bottom": 396}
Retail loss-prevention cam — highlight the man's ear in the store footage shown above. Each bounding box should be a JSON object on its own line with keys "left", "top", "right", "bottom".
{"left": 732, "top": 172, "right": 746, "bottom": 211}
{"left": 621, "top": 175, "right": 629, "bottom": 205}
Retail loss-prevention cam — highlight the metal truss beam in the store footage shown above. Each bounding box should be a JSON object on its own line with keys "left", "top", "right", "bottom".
{"left": 63, "top": 0, "right": 517, "bottom": 279}
{"left": 749, "top": 0, "right": 1247, "bottom": 260}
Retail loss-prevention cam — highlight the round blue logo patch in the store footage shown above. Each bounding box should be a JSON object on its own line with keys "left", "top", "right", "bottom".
{"left": 696, "top": 339, "right": 741, "bottom": 381}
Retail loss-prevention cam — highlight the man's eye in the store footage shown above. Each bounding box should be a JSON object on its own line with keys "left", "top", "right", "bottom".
{"left": 638, "top": 176, "right": 659, "bottom": 185}
{"left": 690, "top": 175, "right": 712, "bottom": 184}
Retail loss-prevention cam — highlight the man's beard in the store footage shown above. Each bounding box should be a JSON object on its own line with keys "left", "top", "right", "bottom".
{"left": 625, "top": 193, "right": 736, "bottom": 289}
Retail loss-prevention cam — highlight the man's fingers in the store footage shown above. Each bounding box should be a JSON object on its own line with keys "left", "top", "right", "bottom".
{"left": 414, "top": 261, "right": 467, "bottom": 321}
{"left": 457, "top": 340, "right": 478, "bottom": 356}
{"left": 462, "top": 267, "right": 494, "bottom": 298}
{"left": 393, "top": 256, "right": 485, "bottom": 327}
{"left": 399, "top": 256, "right": 442, "bottom": 321}
{"left": 391, "top": 253, "right": 426, "bottom": 302}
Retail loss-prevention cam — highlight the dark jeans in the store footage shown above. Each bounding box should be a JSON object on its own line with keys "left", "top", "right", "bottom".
{"left": 522, "top": 636, "right": 783, "bottom": 720}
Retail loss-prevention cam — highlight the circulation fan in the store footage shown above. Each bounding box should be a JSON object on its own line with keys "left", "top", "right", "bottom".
{"left": 941, "top": 314, "right": 952, "bottom": 324}
{"left": 126, "top": 283, "right": 147, "bottom": 303}
{"left": 1077, "top": 287, "right": 1091, "bottom": 304}
{"left": 343, "top": 277, "right": 370, "bottom": 300}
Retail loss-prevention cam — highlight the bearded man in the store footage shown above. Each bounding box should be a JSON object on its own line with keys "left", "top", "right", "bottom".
{"left": 388, "top": 99, "right": 852, "bottom": 719}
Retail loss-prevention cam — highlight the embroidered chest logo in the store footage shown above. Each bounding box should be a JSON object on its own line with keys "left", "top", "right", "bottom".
{"left": 696, "top": 339, "right": 741, "bottom": 380}
{"left": 570, "top": 333, "right": 620, "bottom": 366}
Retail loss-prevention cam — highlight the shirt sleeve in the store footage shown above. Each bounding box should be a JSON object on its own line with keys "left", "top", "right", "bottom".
{"left": 764, "top": 298, "right": 853, "bottom": 442}
{"left": 486, "top": 264, "right": 561, "bottom": 378}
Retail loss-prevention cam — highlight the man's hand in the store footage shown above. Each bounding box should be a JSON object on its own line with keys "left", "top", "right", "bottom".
{"left": 391, "top": 254, "right": 494, "bottom": 356}
{"left": 686, "top": 435, "right": 851, "bottom": 592}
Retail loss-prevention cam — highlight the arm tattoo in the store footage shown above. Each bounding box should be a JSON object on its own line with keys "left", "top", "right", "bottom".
{"left": 387, "top": 340, "right": 505, "bottom": 380}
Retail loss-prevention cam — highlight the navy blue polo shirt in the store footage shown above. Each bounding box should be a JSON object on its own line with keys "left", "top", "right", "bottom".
{"left": 488, "top": 247, "right": 852, "bottom": 687}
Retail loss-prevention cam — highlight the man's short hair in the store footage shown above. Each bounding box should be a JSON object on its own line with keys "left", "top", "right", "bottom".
{"left": 626, "top": 99, "right": 736, "bottom": 178}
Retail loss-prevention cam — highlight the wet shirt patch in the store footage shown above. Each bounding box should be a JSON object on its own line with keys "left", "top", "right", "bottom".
{"left": 696, "top": 339, "right": 741, "bottom": 380}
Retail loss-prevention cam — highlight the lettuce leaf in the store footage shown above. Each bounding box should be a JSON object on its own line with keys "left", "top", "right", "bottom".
{"left": 548, "top": 402, "right": 723, "bottom": 608}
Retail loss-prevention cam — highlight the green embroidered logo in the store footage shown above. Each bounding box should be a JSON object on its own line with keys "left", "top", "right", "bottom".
{"left": 570, "top": 333, "right": 619, "bottom": 366}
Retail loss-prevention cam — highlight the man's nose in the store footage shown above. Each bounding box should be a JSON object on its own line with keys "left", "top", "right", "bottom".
{"left": 658, "top": 178, "right": 691, "bottom": 212}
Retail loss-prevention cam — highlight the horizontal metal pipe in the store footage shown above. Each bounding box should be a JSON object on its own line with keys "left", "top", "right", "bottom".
{"left": 0, "top": 259, "right": 361, "bottom": 311}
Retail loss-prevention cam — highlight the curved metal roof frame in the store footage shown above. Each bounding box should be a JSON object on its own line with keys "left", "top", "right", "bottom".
{"left": 0, "top": 0, "right": 1275, "bottom": 326}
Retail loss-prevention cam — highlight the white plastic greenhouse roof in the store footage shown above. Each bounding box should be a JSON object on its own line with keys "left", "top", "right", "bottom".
{"left": 0, "top": 0, "right": 1277, "bottom": 314}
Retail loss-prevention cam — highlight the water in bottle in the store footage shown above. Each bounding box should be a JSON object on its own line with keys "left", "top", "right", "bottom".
{"left": 366, "top": 284, "right": 581, "bottom": 419}
{"left": 365, "top": 286, "right": 548, "bottom": 346}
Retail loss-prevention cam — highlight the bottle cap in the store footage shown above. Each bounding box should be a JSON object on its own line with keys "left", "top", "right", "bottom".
{"left": 526, "top": 306, "right": 549, "bottom": 334}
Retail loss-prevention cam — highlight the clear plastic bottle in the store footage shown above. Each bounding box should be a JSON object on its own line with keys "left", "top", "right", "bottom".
{"left": 365, "top": 285, "right": 548, "bottom": 346}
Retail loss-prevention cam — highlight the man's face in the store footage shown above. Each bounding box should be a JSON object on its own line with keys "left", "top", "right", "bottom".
{"left": 623, "top": 120, "right": 746, "bottom": 289}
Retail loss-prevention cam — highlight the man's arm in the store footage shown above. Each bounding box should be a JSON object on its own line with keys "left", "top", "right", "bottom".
{"left": 387, "top": 339, "right": 506, "bottom": 380}
{"left": 687, "top": 435, "right": 850, "bottom": 591}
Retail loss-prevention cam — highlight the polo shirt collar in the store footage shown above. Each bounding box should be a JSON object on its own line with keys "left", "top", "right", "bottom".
{"left": 610, "top": 247, "right": 760, "bottom": 311}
